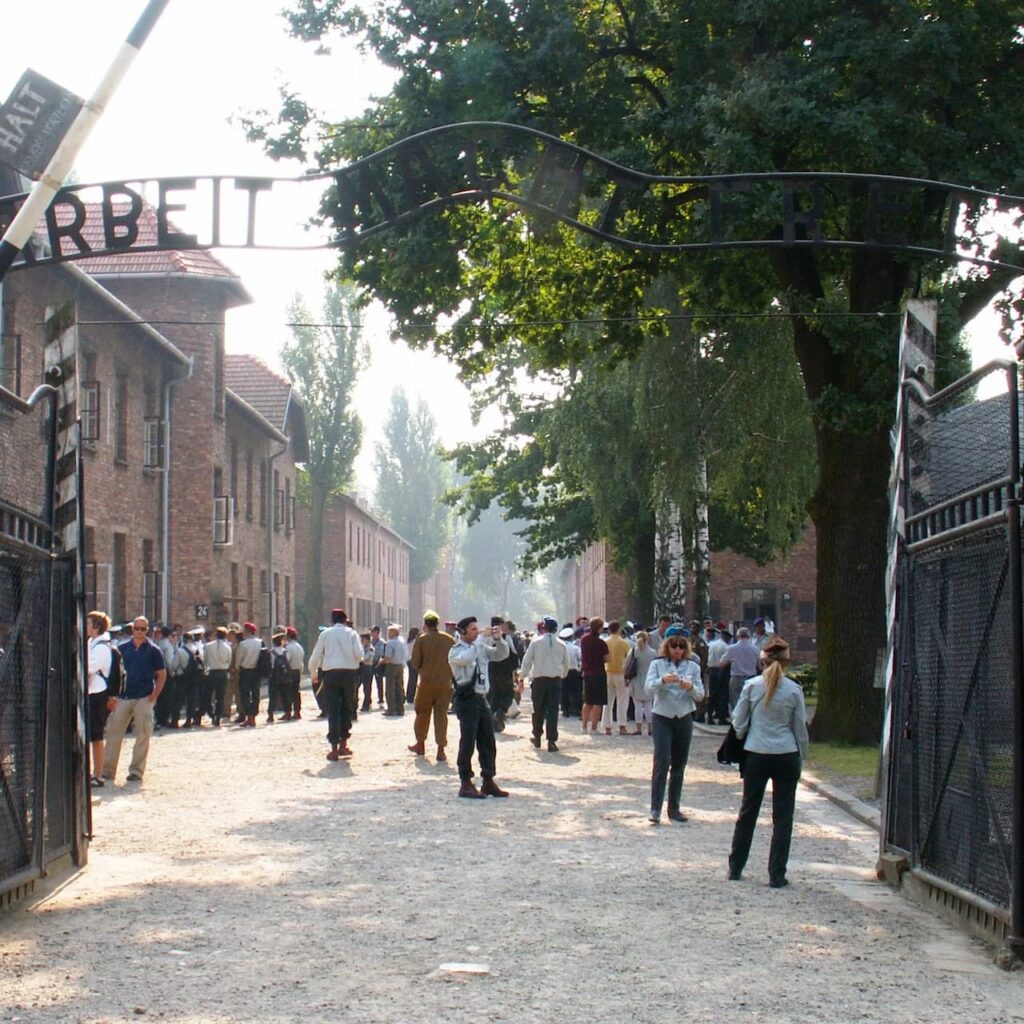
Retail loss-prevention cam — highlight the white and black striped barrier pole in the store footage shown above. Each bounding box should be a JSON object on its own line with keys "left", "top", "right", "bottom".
{"left": 0, "top": 0, "right": 171, "bottom": 282}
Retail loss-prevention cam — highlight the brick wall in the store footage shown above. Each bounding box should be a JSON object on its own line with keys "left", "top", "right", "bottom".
{"left": 294, "top": 493, "right": 413, "bottom": 634}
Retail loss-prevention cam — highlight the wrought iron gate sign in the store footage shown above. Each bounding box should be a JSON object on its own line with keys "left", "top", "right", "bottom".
{"left": 1, "top": 123, "right": 1021, "bottom": 273}
{"left": 0, "top": 70, "right": 83, "bottom": 179}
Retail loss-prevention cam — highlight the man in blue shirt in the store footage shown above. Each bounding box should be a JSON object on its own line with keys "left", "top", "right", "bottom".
{"left": 102, "top": 616, "right": 166, "bottom": 783}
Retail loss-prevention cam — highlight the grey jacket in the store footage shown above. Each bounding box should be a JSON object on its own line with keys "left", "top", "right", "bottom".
{"left": 732, "top": 675, "right": 809, "bottom": 759}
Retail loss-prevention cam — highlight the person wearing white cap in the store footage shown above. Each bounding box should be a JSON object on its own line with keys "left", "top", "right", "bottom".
{"left": 520, "top": 616, "right": 569, "bottom": 752}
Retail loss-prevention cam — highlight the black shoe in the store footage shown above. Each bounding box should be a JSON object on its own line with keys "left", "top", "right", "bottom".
{"left": 769, "top": 877, "right": 789, "bottom": 889}
{"left": 648, "top": 815, "right": 660, "bottom": 825}
{"left": 126, "top": 772, "right": 142, "bottom": 782}
{"left": 547, "top": 741, "right": 558, "bottom": 752}
{"left": 728, "top": 869, "right": 742, "bottom": 881}
{"left": 667, "top": 808, "right": 688, "bottom": 823}
{"left": 530, "top": 735, "right": 541, "bottom": 748}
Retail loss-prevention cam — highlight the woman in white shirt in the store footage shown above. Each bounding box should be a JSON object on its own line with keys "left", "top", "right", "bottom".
{"left": 728, "top": 635, "right": 809, "bottom": 888}
{"left": 86, "top": 610, "right": 115, "bottom": 788}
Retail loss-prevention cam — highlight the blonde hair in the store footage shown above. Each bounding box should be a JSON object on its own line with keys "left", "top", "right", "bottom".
{"left": 635, "top": 630, "right": 649, "bottom": 651}
{"left": 760, "top": 636, "right": 792, "bottom": 703}
{"left": 659, "top": 635, "right": 691, "bottom": 659}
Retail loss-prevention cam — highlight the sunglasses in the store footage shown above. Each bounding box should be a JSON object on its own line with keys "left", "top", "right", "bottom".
{"left": 132, "top": 626, "right": 148, "bottom": 632}
{"left": 667, "top": 641, "right": 686, "bottom": 649}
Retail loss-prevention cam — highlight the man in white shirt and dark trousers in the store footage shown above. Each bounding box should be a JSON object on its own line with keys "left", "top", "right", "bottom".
{"left": 307, "top": 608, "right": 364, "bottom": 761}
{"left": 449, "top": 616, "right": 511, "bottom": 799}
{"left": 203, "top": 626, "right": 233, "bottom": 726}
{"left": 521, "top": 616, "right": 570, "bottom": 751}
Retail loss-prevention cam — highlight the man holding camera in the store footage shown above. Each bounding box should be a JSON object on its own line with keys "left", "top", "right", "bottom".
{"left": 449, "top": 616, "right": 511, "bottom": 799}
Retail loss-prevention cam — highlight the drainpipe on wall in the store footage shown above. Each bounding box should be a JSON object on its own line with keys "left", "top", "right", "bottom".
{"left": 267, "top": 438, "right": 289, "bottom": 630}
{"left": 161, "top": 357, "right": 194, "bottom": 625}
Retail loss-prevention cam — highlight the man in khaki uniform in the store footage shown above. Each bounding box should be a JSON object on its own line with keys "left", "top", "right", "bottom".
{"left": 408, "top": 610, "right": 455, "bottom": 762}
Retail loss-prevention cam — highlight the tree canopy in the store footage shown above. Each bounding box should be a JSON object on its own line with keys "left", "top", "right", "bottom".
{"left": 256, "top": 1, "right": 1023, "bottom": 741}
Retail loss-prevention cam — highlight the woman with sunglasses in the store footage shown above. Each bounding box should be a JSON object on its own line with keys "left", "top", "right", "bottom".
{"left": 727, "top": 635, "right": 808, "bottom": 888}
{"left": 644, "top": 631, "right": 704, "bottom": 824}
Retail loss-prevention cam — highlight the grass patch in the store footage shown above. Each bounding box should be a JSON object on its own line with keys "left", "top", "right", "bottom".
{"left": 807, "top": 742, "right": 878, "bottom": 780}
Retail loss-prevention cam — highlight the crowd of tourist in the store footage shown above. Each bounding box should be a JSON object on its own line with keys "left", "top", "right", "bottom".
{"left": 85, "top": 606, "right": 808, "bottom": 887}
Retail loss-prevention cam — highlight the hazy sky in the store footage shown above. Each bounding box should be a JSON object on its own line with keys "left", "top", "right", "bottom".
{"left": 2, "top": 0, "right": 490, "bottom": 494}
{"left": 3, "top": 0, "right": 1014, "bottom": 452}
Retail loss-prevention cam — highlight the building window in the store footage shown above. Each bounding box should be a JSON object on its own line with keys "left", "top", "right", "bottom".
{"left": 142, "top": 570, "right": 161, "bottom": 621}
{"left": 348, "top": 522, "right": 353, "bottom": 561}
{"left": 273, "top": 572, "right": 280, "bottom": 625}
{"left": 739, "top": 587, "right": 775, "bottom": 625}
{"left": 80, "top": 381, "right": 100, "bottom": 443}
{"left": 143, "top": 416, "right": 163, "bottom": 469}
{"left": 112, "top": 532, "right": 127, "bottom": 622}
{"left": 245, "top": 450, "right": 254, "bottom": 521}
{"left": 114, "top": 373, "right": 129, "bottom": 462}
{"left": 230, "top": 440, "right": 239, "bottom": 517}
{"left": 798, "top": 600, "right": 816, "bottom": 624}
{"left": 213, "top": 332, "right": 225, "bottom": 419}
{"left": 274, "top": 471, "right": 284, "bottom": 530}
{"left": 285, "top": 575, "right": 291, "bottom": 624}
{"left": 246, "top": 566, "right": 254, "bottom": 615}
{"left": 85, "top": 561, "right": 111, "bottom": 614}
{"left": 259, "top": 459, "right": 268, "bottom": 525}
{"left": 231, "top": 562, "right": 239, "bottom": 622}
{"left": 284, "top": 478, "right": 293, "bottom": 533}
{"left": 260, "top": 569, "right": 268, "bottom": 596}
{"left": 708, "top": 599, "right": 721, "bottom": 622}
{"left": 0, "top": 330, "right": 20, "bottom": 394}
{"left": 213, "top": 495, "right": 234, "bottom": 546}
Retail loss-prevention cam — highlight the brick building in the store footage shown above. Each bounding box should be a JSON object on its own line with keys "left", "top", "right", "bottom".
{"left": 294, "top": 492, "right": 413, "bottom": 632}
{"left": 0, "top": 188, "right": 307, "bottom": 635}
{"left": 565, "top": 526, "right": 819, "bottom": 661}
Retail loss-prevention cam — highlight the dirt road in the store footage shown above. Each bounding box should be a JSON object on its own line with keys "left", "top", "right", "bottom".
{"left": 2, "top": 691, "right": 1021, "bottom": 1023}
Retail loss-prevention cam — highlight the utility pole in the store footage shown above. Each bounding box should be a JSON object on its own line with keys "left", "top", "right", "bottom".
{"left": 0, "top": 0, "right": 171, "bottom": 282}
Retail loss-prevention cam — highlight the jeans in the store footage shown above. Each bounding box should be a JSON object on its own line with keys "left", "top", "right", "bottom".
{"left": 454, "top": 691, "right": 497, "bottom": 781}
{"left": 729, "top": 751, "right": 802, "bottom": 882}
{"left": 650, "top": 712, "right": 693, "bottom": 818}
{"left": 531, "top": 677, "right": 561, "bottom": 742}
{"left": 324, "top": 668, "right": 358, "bottom": 746}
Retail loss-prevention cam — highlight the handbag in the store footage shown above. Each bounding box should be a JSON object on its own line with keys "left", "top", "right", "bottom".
{"left": 624, "top": 650, "right": 637, "bottom": 681}
{"left": 717, "top": 725, "right": 747, "bottom": 770}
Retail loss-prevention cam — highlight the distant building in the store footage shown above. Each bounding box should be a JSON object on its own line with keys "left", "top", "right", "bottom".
{"left": 565, "top": 528, "right": 818, "bottom": 661}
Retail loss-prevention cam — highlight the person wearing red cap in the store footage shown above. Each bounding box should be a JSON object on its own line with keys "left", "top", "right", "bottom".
{"left": 236, "top": 622, "right": 263, "bottom": 727}
{"left": 282, "top": 626, "right": 305, "bottom": 720}
{"left": 307, "top": 608, "right": 363, "bottom": 759}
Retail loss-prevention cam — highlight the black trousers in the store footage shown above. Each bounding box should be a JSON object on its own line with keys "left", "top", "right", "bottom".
{"left": 239, "top": 667, "right": 261, "bottom": 718}
{"left": 650, "top": 712, "right": 693, "bottom": 817}
{"left": 488, "top": 678, "right": 516, "bottom": 718}
{"left": 406, "top": 665, "right": 418, "bottom": 704}
{"left": 454, "top": 691, "right": 497, "bottom": 781}
{"left": 183, "top": 672, "right": 202, "bottom": 722}
{"left": 729, "top": 751, "right": 802, "bottom": 882}
{"left": 280, "top": 669, "right": 301, "bottom": 715}
{"left": 359, "top": 665, "right": 374, "bottom": 709}
{"left": 708, "top": 666, "right": 730, "bottom": 723}
{"left": 324, "top": 668, "right": 358, "bottom": 746}
{"left": 561, "top": 670, "right": 582, "bottom": 717}
{"left": 531, "top": 677, "right": 562, "bottom": 742}
{"left": 207, "top": 670, "right": 228, "bottom": 723}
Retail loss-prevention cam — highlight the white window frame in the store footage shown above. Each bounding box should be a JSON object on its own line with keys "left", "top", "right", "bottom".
{"left": 143, "top": 416, "right": 164, "bottom": 469}
{"left": 213, "top": 495, "right": 235, "bottom": 546}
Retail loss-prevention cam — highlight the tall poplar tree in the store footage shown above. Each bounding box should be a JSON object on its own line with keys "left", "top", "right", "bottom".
{"left": 282, "top": 282, "right": 366, "bottom": 643}
{"left": 373, "top": 390, "right": 451, "bottom": 584}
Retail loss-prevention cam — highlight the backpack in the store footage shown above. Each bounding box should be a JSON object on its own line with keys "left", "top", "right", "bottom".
{"left": 624, "top": 650, "right": 638, "bottom": 681}
{"left": 102, "top": 641, "right": 124, "bottom": 696}
{"left": 256, "top": 644, "right": 273, "bottom": 678}
{"left": 270, "top": 648, "right": 290, "bottom": 686}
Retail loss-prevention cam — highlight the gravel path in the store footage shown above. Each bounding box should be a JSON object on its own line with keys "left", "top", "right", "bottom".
{"left": 2, "top": 686, "right": 1022, "bottom": 1024}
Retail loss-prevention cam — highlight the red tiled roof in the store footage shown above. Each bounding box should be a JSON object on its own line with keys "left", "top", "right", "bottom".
{"left": 225, "top": 354, "right": 293, "bottom": 433}
{"left": 49, "top": 202, "right": 247, "bottom": 288}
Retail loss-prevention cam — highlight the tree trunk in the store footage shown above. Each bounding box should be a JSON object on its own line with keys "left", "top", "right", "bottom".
{"left": 693, "top": 452, "right": 711, "bottom": 620}
{"left": 629, "top": 521, "right": 656, "bottom": 625}
{"left": 655, "top": 502, "right": 686, "bottom": 620}
{"left": 807, "top": 423, "right": 888, "bottom": 743}
{"left": 303, "top": 486, "right": 327, "bottom": 646}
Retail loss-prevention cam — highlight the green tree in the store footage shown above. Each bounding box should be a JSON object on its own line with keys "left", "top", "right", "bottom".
{"left": 373, "top": 390, "right": 451, "bottom": 583}
{"left": 282, "top": 283, "right": 366, "bottom": 643}
{"left": 259, "top": 1, "right": 1019, "bottom": 742}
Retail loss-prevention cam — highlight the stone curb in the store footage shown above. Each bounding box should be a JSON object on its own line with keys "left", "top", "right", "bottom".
{"left": 693, "top": 721, "right": 881, "bottom": 833}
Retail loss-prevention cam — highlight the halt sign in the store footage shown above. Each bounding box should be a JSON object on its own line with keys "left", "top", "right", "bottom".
{"left": 0, "top": 70, "right": 83, "bottom": 179}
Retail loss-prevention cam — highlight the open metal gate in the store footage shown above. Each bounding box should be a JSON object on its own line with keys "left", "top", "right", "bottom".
{"left": 883, "top": 301, "right": 1024, "bottom": 953}
{"left": 0, "top": 354, "right": 87, "bottom": 907}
